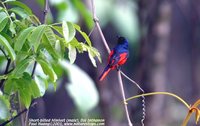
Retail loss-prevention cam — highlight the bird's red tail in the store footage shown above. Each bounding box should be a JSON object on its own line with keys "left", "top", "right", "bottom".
{"left": 99, "top": 65, "right": 111, "bottom": 81}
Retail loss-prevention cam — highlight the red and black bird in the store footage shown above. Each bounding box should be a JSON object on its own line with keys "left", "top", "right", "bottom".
{"left": 99, "top": 36, "right": 129, "bottom": 81}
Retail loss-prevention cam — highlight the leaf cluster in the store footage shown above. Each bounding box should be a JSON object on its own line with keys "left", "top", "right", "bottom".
{"left": 0, "top": 0, "right": 101, "bottom": 122}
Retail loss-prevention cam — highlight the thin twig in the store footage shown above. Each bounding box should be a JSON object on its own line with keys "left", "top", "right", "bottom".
{"left": 118, "top": 72, "right": 133, "bottom": 126}
{"left": 31, "top": 61, "right": 37, "bottom": 77}
{"left": 120, "top": 71, "right": 146, "bottom": 126}
{"left": 83, "top": 25, "right": 96, "bottom": 43}
{"left": 43, "top": 0, "right": 49, "bottom": 24}
{"left": 0, "top": 47, "right": 11, "bottom": 89}
{"left": 0, "top": 102, "right": 37, "bottom": 126}
{"left": 91, "top": 0, "right": 110, "bottom": 53}
{"left": 120, "top": 71, "right": 144, "bottom": 93}
{"left": 0, "top": 58, "right": 11, "bottom": 89}
{"left": 18, "top": 93, "right": 25, "bottom": 126}
{"left": 90, "top": 0, "right": 132, "bottom": 125}
{"left": 0, "top": 47, "right": 9, "bottom": 60}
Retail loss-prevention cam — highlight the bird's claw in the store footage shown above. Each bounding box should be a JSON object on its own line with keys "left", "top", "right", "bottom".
{"left": 116, "top": 66, "right": 121, "bottom": 71}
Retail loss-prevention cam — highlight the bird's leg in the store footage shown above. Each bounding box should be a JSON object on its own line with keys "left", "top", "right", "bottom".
{"left": 116, "top": 65, "right": 121, "bottom": 71}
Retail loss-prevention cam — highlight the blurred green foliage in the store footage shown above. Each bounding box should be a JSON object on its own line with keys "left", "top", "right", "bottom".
{"left": 36, "top": 0, "right": 93, "bottom": 29}
{"left": 60, "top": 60, "right": 99, "bottom": 115}
{"left": 95, "top": 0, "right": 140, "bottom": 43}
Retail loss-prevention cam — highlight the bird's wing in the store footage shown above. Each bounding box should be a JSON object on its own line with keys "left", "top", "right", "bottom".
{"left": 109, "top": 50, "right": 128, "bottom": 67}
{"left": 118, "top": 52, "right": 128, "bottom": 65}
{"left": 108, "top": 50, "right": 114, "bottom": 63}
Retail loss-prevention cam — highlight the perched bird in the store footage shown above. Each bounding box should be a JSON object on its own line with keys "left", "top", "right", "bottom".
{"left": 99, "top": 36, "right": 129, "bottom": 81}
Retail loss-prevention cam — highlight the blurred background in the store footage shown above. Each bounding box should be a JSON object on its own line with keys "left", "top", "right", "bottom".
{"left": 19, "top": 0, "right": 200, "bottom": 126}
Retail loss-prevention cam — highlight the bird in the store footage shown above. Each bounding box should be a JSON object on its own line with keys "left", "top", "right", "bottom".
{"left": 99, "top": 36, "right": 129, "bottom": 81}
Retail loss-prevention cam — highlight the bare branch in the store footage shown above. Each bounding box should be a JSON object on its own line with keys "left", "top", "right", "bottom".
{"left": 0, "top": 102, "right": 37, "bottom": 126}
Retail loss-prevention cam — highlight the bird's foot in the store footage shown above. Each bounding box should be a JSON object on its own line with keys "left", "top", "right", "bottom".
{"left": 116, "top": 66, "right": 121, "bottom": 71}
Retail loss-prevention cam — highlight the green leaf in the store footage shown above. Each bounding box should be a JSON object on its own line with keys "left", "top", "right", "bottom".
{"left": 19, "top": 87, "right": 31, "bottom": 108}
{"left": 15, "top": 51, "right": 29, "bottom": 66}
{"left": 37, "top": 58, "right": 57, "bottom": 82}
{"left": 68, "top": 22, "right": 76, "bottom": 42}
{"left": 4, "top": 73, "right": 41, "bottom": 108}
{"left": 9, "top": 22, "right": 16, "bottom": 35}
{"left": 16, "top": 73, "right": 33, "bottom": 108}
{"left": 62, "top": 21, "right": 76, "bottom": 42}
{"left": 62, "top": 21, "right": 69, "bottom": 43}
{"left": 9, "top": 7, "right": 29, "bottom": 18}
{"left": 76, "top": 43, "right": 87, "bottom": 53}
{"left": 22, "top": 72, "right": 41, "bottom": 99}
{"left": 29, "top": 25, "right": 46, "bottom": 52}
{"left": 88, "top": 49, "right": 97, "bottom": 67}
{"left": 52, "top": 26, "right": 63, "bottom": 36}
{"left": 11, "top": 56, "right": 34, "bottom": 78}
{"left": 0, "top": 32, "right": 13, "bottom": 45}
{"left": 68, "top": 44, "right": 76, "bottom": 64}
{"left": 55, "top": 40, "right": 64, "bottom": 58}
{"left": 0, "top": 95, "right": 10, "bottom": 120}
{"left": 89, "top": 47, "right": 102, "bottom": 63}
{"left": 13, "top": 19, "right": 27, "bottom": 29}
{"left": 5, "top": 1, "right": 32, "bottom": 14}
{"left": 84, "top": 46, "right": 102, "bottom": 67}
{"left": 34, "top": 75, "right": 47, "bottom": 96}
{"left": 0, "top": 34, "right": 16, "bottom": 61}
{"left": 0, "top": 12, "right": 9, "bottom": 32}
{"left": 28, "top": 15, "right": 41, "bottom": 25}
{"left": 73, "top": 24, "right": 92, "bottom": 46}
{"left": 4, "top": 79, "right": 17, "bottom": 94}
{"left": 15, "top": 26, "right": 35, "bottom": 51}
{"left": 0, "top": 18, "right": 8, "bottom": 32}
{"left": 43, "top": 26, "right": 60, "bottom": 59}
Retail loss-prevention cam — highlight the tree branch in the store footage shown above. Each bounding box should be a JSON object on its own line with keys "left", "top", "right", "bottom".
{"left": 90, "top": 0, "right": 132, "bottom": 125}
{"left": 0, "top": 102, "right": 37, "bottom": 126}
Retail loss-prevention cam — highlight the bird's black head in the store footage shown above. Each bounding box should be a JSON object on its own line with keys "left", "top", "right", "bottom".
{"left": 117, "top": 36, "right": 127, "bottom": 44}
